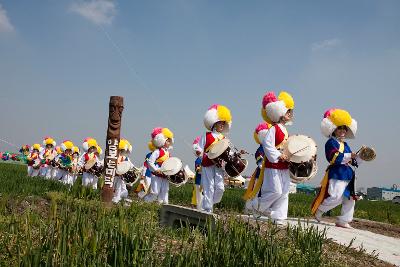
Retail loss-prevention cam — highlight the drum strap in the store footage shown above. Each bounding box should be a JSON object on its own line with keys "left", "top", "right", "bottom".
{"left": 311, "top": 142, "right": 344, "bottom": 215}
{"left": 243, "top": 158, "right": 266, "bottom": 200}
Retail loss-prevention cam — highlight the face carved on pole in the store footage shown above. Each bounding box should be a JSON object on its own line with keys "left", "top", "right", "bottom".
{"left": 108, "top": 97, "right": 124, "bottom": 137}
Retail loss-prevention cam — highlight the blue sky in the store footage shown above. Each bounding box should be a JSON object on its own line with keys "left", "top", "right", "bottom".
{"left": 0, "top": 0, "right": 399, "bottom": 188}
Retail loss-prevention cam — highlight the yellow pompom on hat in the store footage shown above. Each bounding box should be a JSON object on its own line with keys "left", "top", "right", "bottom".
{"left": 203, "top": 104, "right": 232, "bottom": 132}
{"left": 151, "top": 127, "right": 174, "bottom": 148}
{"left": 43, "top": 136, "right": 56, "bottom": 147}
{"left": 119, "top": 138, "right": 132, "bottom": 153}
{"left": 31, "top": 143, "right": 42, "bottom": 152}
{"left": 278, "top": 91, "right": 295, "bottom": 110}
{"left": 72, "top": 146, "right": 80, "bottom": 154}
{"left": 321, "top": 108, "right": 357, "bottom": 139}
{"left": 82, "top": 137, "right": 98, "bottom": 152}
{"left": 61, "top": 140, "right": 74, "bottom": 152}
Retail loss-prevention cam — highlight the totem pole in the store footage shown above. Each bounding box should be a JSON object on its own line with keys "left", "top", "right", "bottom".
{"left": 101, "top": 96, "right": 124, "bottom": 203}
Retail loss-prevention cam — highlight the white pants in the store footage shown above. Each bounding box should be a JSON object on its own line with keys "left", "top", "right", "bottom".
{"left": 27, "top": 166, "right": 40, "bottom": 177}
{"left": 72, "top": 174, "right": 78, "bottom": 184}
{"left": 144, "top": 176, "right": 169, "bottom": 204}
{"left": 258, "top": 168, "right": 290, "bottom": 220}
{"left": 51, "top": 167, "right": 59, "bottom": 180}
{"left": 39, "top": 166, "right": 48, "bottom": 177}
{"left": 245, "top": 197, "right": 260, "bottom": 213}
{"left": 54, "top": 168, "right": 63, "bottom": 181}
{"left": 112, "top": 176, "right": 129, "bottom": 203}
{"left": 44, "top": 166, "right": 55, "bottom": 179}
{"left": 82, "top": 172, "right": 98, "bottom": 189}
{"left": 318, "top": 179, "right": 355, "bottom": 223}
{"left": 59, "top": 170, "right": 74, "bottom": 185}
{"left": 195, "top": 184, "right": 203, "bottom": 210}
{"left": 201, "top": 166, "right": 225, "bottom": 212}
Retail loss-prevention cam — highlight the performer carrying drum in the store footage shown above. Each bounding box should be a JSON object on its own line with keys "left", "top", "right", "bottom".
{"left": 198, "top": 104, "right": 233, "bottom": 213}
{"left": 78, "top": 137, "right": 102, "bottom": 189}
{"left": 144, "top": 127, "right": 174, "bottom": 204}
{"left": 56, "top": 140, "right": 75, "bottom": 185}
{"left": 311, "top": 109, "right": 371, "bottom": 228}
{"left": 257, "top": 91, "right": 295, "bottom": 225}
{"left": 191, "top": 136, "right": 203, "bottom": 210}
{"left": 71, "top": 146, "right": 81, "bottom": 184}
{"left": 39, "top": 136, "right": 57, "bottom": 179}
{"left": 135, "top": 141, "right": 156, "bottom": 199}
{"left": 243, "top": 122, "right": 271, "bottom": 214}
{"left": 27, "top": 143, "right": 42, "bottom": 177}
{"left": 112, "top": 138, "right": 134, "bottom": 204}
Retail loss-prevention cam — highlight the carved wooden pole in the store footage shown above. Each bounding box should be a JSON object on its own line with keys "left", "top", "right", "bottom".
{"left": 101, "top": 96, "right": 124, "bottom": 203}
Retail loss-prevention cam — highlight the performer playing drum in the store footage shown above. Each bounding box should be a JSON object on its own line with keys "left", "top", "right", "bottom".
{"left": 112, "top": 138, "right": 134, "bottom": 204}
{"left": 39, "top": 137, "right": 57, "bottom": 179}
{"left": 27, "top": 144, "right": 42, "bottom": 177}
{"left": 135, "top": 141, "right": 156, "bottom": 199}
{"left": 71, "top": 146, "right": 81, "bottom": 184}
{"left": 311, "top": 109, "right": 374, "bottom": 228}
{"left": 144, "top": 127, "right": 175, "bottom": 204}
{"left": 199, "top": 104, "right": 232, "bottom": 213}
{"left": 257, "top": 91, "right": 295, "bottom": 225}
{"left": 56, "top": 140, "right": 75, "bottom": 185}
{"left": 79, "top": 137, "right": 102, "bottom": 189}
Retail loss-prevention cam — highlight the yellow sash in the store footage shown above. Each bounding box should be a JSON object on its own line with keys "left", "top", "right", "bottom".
{"left": 191, "top": 185, "right": 197, "bottom": 205}
{"left": 156, "top": 150, "right": 169, "bottom": 164}
{"left": 242, "top": 158, "right": 266, "bottom": 200}
{"left": 311, "top": 142, "right": 344, "bottom": 215}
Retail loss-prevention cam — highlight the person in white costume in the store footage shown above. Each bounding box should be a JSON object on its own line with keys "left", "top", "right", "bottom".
{"left": 71, "top": 146, "right": 81, "bottom": 184}
{"left": 56, "top": 140, "right": 75, "bottom": 185}
{"left": 79, "top": 137, "right": 102, "bottom": 190}
{"left": 311, "top": 108, "right": 363, "bottom": 229}
{"left": 198, "top": 104, "right": 232, "bottom": 213}
{"left": 27, "top": 143, "right": 42, "bottom": 177}
{"left": 144, "top": 127, "right": 174, "bottom": 204}
{"left": 135, "top": 141, "right": 156, "bottom": 199}
{"left": 257, "top": 91, "right": 295, "bottom": 225}
{"left": 112, "top": 138, "right": 133, "bottom": 204}
{"left": 39, "top": 137, "right": 57, "bottom": 179}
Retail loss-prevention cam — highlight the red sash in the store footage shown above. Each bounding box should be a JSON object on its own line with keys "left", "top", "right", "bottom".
{"left": 265, "top": 124, "right": 289, "bottom": 169}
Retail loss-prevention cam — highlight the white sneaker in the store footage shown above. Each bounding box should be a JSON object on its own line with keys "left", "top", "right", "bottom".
{"left": 272, "top": 219, "right": 286, "bottom": 226}
{"left": 335, "top": 221, "right": 353, "bottom": 229}
{"left": 314, "top": 209, "right": 323, "bottom": 222}
{"left": 243, "top": 207, "right": 253, "bottom": 215}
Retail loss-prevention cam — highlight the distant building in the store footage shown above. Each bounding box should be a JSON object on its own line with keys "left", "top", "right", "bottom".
{"left": 367, "top": 186, "right": 400, "bottom": 200}
{"left": 296, "top": 184, "right": 317, "bottom": 195}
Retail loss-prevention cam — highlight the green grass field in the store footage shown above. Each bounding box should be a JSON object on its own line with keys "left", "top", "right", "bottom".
{"left": 0, "top": 162, "right": 397, "bottom": 266}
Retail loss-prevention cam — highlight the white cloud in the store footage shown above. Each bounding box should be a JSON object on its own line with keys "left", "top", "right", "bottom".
{"left": 311, "top": 38, "right": 342, "bottom": 52}
{"left": 0, "top": 4, "right": 14, "bottom": 33}
{"left": 70, "top": 0, "right": 116, "bottom": 26}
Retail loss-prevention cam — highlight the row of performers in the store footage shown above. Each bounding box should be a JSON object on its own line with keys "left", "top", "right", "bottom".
{"left": 24, "top": 90, "right": 366, "bottom": 228}
{"left": 190, "top": 91, "right": 366, "bottom": 229}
